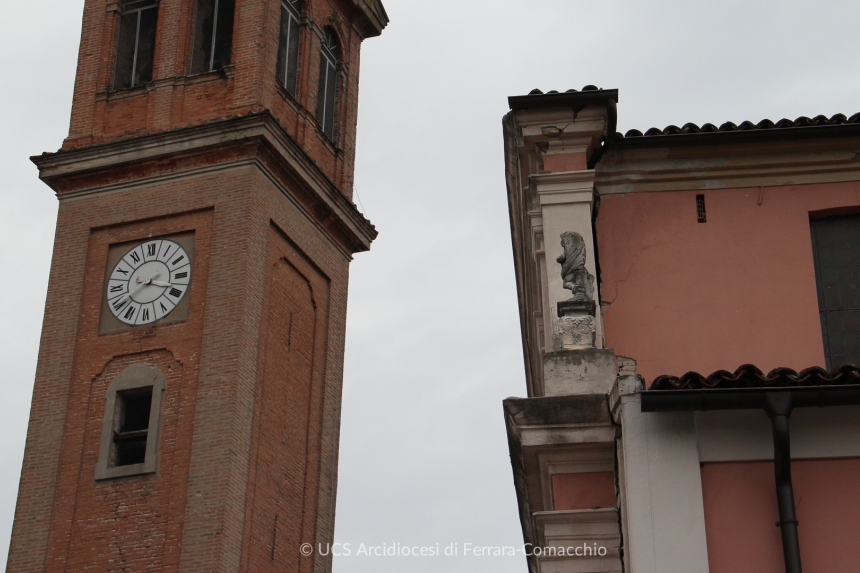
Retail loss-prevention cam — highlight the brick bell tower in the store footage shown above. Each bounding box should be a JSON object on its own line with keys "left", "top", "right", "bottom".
{"left": 7, "top": 1, "right": 387, "bottom": 572}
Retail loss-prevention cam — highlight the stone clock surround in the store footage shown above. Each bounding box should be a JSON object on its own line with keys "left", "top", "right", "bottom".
{"left": 100, "top": 233, "right": 196, "bottom": 333}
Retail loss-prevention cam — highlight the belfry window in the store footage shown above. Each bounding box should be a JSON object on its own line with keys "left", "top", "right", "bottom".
{"left": 810, "top": 214, "right": 860, "bottom": 370}
{"left": 276, "top": 0, "right": 302, "bottom": 96}
{"left": 95, "top": 364, "right": 165, "bottom": 480}
{"left": 114, "top": 387, "right": 153, "bottom": 466}
{"left": 114, "top": 0, "right": 159, "bottom": 90}
{"left": 190, "top": 0, "right": 236, "bottom": 74}
{"left": 316, "top": 27, "right": 340, "bottom": 140}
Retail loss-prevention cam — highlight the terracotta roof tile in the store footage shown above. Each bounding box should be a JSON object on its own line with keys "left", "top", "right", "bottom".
{"left": 621, "top": 112, "right": 860, "bottom": 139}
{"left": 649, "top": 363, "right": 860, "bottom": 390}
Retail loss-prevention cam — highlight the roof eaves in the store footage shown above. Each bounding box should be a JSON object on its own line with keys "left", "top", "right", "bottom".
{"left": 508, "top": 86, "right": 619, "bottom": 111}
{"left": 649, "top": 363, "right": 860, "bottom": 391}
{"left": 610, "top": 113, "right": 860, "bottom": 149}
{"left": 352, "top": 0, "right": 388, "bottom": 37}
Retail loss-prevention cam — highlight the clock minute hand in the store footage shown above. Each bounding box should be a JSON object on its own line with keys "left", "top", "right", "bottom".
{"left": 119, "top": 271, "right": 160, "bottom": 304}
{"left": 149, "top": 280, "right": 173, "bottom": 287}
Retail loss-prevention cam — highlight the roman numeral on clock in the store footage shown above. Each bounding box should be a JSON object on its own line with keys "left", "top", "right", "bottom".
{"left": 169, "top": 288, "right": 183, "bottom": 298}
{"left": 146, "top": 243, "right": 157, "bottom": 257}
{"left": 171, "top": 255, "right": 185, "bottom": 266}
{"left": 124, "top": 306, "right": 136, "bottom": 320}
{"left": 141, "top": 308, "right": 150, "bottom": 321}
{"left": 110, "top": 285, "right": 123, "bottom": 293}
{"left": 113, "top": 298, "right": 127, "bottom": 311}
{"left": 174, "top": 272, "right": 188, "bottom": 280}
{"left": 130, "top": 252, "right": 140, "bottom": 264}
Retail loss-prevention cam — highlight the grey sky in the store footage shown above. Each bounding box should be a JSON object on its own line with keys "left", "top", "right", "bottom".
{"left": 2, "top": 1, "right": 859, "bottom": 571}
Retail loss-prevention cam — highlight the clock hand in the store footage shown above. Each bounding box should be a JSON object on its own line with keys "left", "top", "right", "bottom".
{"left": 118, "top": 271, "right": 160, "bottom": 304}
{"left": 137, "top": 276, "right": 172, "bottom": 287}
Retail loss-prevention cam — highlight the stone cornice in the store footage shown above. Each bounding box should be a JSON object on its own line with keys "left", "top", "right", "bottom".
{"left": 531, "top": 170, "right": 596, "bottom": 206}
{"left": 31, "top": 112, "right": 377, "bottom": 254}
{"left": 596, "top": 136, "right": 860, "bottom": 195}
{"left": 351, "top": 0, "right": 389, "bottom": 37}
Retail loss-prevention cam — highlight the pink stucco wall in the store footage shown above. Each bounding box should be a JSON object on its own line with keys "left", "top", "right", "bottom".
{"left": 551, "top": 471, "right": 616, "bottom": 511}
{"left": 596, "top": 182, "right": 860, "bottom": 382}
{"left": 701, "top": 458, "right": 860, "bottom": 573}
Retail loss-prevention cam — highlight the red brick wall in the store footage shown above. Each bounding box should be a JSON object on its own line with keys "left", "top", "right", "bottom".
{"left": 65, "top": 0, "right": 370, "bottom": 198}
{"left": 54, "top": 350, "right": 188, "bottom": 572}
{"left": 240, "top": 226, "right": 331, "bottom": 571}
{"left": 10, "top": 0, "right": 377, "bottom": 567}
{"left": 63, "top": 212, "right": 208, "bottom": 572}
{"left": 8, "top": 159, "right": 353, "bottom": 573}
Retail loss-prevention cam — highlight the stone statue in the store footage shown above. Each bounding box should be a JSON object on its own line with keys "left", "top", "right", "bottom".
{"left": 557, "top": 231, "right": 594, "bottom": 303}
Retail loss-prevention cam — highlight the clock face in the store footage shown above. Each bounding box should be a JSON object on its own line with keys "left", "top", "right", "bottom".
{"left": 106, "top": 239, "right": 192, "bottom": 326}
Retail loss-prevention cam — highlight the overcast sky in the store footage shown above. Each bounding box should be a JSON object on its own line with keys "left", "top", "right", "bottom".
{"left": 2, "top": 0, "right": 860, "bottom": 571}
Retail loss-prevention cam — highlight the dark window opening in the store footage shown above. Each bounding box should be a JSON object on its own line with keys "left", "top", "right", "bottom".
{"left": 810, "top": 214, "right": 860, "bottom": 370}
{"left": 191, "top": 0, "right": 236, "bottom": 74}
{"left": 113, "top": 387, "right": 153, "bottom": 467}
{"left": 696, "top": 194, "right": 707, "bottom": 223}
{"left": 316, "top": 27, "right": 340, "bottom": 140}
{"left": 276, "top": 0, "right": 302, "bottom": 96}
{"left": 114, "top": 0, "right": 159, "bottom": 90}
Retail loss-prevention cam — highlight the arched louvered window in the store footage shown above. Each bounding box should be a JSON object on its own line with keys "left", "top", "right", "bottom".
{"left": 114, "top": 0, "right": 160, "bottom": 90}
{"left": 276, "top": 0, "right": 302, "bottom": 96}
{"left": 316, "top": 27, "right": 340, "bottom": 141}
{"left": 190, "top": 0, "right": 236, "bottom": 74}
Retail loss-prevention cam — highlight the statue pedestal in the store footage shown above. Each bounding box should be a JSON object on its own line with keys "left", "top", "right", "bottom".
{"left": 555, "top": 297, "right": 596, "bottom": 350}
{"left": 555, "top": 315, "right": 596, "bottom": 350}
{"left": 557, "top": 299, "right": 596, "bottom": 317}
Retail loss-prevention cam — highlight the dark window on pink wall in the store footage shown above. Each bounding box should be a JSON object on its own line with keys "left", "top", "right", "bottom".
{"left": 810, "top": 214, "right": 860, "bottom": 370}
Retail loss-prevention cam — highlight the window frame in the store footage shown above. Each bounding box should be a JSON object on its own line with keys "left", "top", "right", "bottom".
{"left": 113, "top": 0, "right": 160, "bottom": 91}
{"left": 276, "top": 0, "right": 303, "bottom": 97}
{"left": 95, "top": 364, "right": 166, "bottom": 480}
{"left": 190, "top": 0, "right": 236, "bottom": 75}
{"left": 315, "top": 27, "right": 341, "bottom": 141}
{"left": 810, "top": 213, "right": 860, "bottom": 371}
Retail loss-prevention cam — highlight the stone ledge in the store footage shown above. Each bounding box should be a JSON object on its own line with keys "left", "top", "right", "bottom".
{"left": 544, "top": 349, "right": 617, "bottom": 396}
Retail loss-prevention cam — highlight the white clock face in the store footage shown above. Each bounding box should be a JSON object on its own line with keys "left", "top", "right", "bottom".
{"left": 106, "top": 239, "right": 192, "bottom": 326}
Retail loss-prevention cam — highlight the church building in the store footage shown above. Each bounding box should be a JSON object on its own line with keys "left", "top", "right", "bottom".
{"left": 7, "top": 1, "right": 387, "bottom": 572}
{"left": 502, "top": 87, "right": 860, "bottom": 573}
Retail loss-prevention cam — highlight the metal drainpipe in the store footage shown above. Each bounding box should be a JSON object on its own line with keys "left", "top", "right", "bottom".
{"left": 765, "top": 392, "right": 802, "bottom": 573}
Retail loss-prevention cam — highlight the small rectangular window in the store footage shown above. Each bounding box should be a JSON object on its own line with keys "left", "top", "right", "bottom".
{"left": 276, "top": 0, "right": 302, "bottom": 96}
{"left": 810, "top": 215, "right": 860, "bottom": 370}
{"left": 191, "top": 0, "right": 236, "bottom": 74}
{"left": 114, "top": 388, "right": 153, "bottom": 467}
{"left": 95, "top": 364, "right": 165, "bottom": 480}
{"left": 114, "top": 0, "right": 159, "bottom": 90}
{"left": 696, "top": 194, "right": 707, "bottom": 223}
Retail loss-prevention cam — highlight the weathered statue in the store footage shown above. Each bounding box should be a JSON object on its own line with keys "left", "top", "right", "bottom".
{"left": 557, "top": 231, "right": 594, "bottom": 302}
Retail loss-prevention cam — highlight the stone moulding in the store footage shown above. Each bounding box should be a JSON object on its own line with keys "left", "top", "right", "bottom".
{"left": 352, "top": 0, "right": 389, "bottom": 37}
{"left": 31, "top": 112, "right": 377, "bottom": 256}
